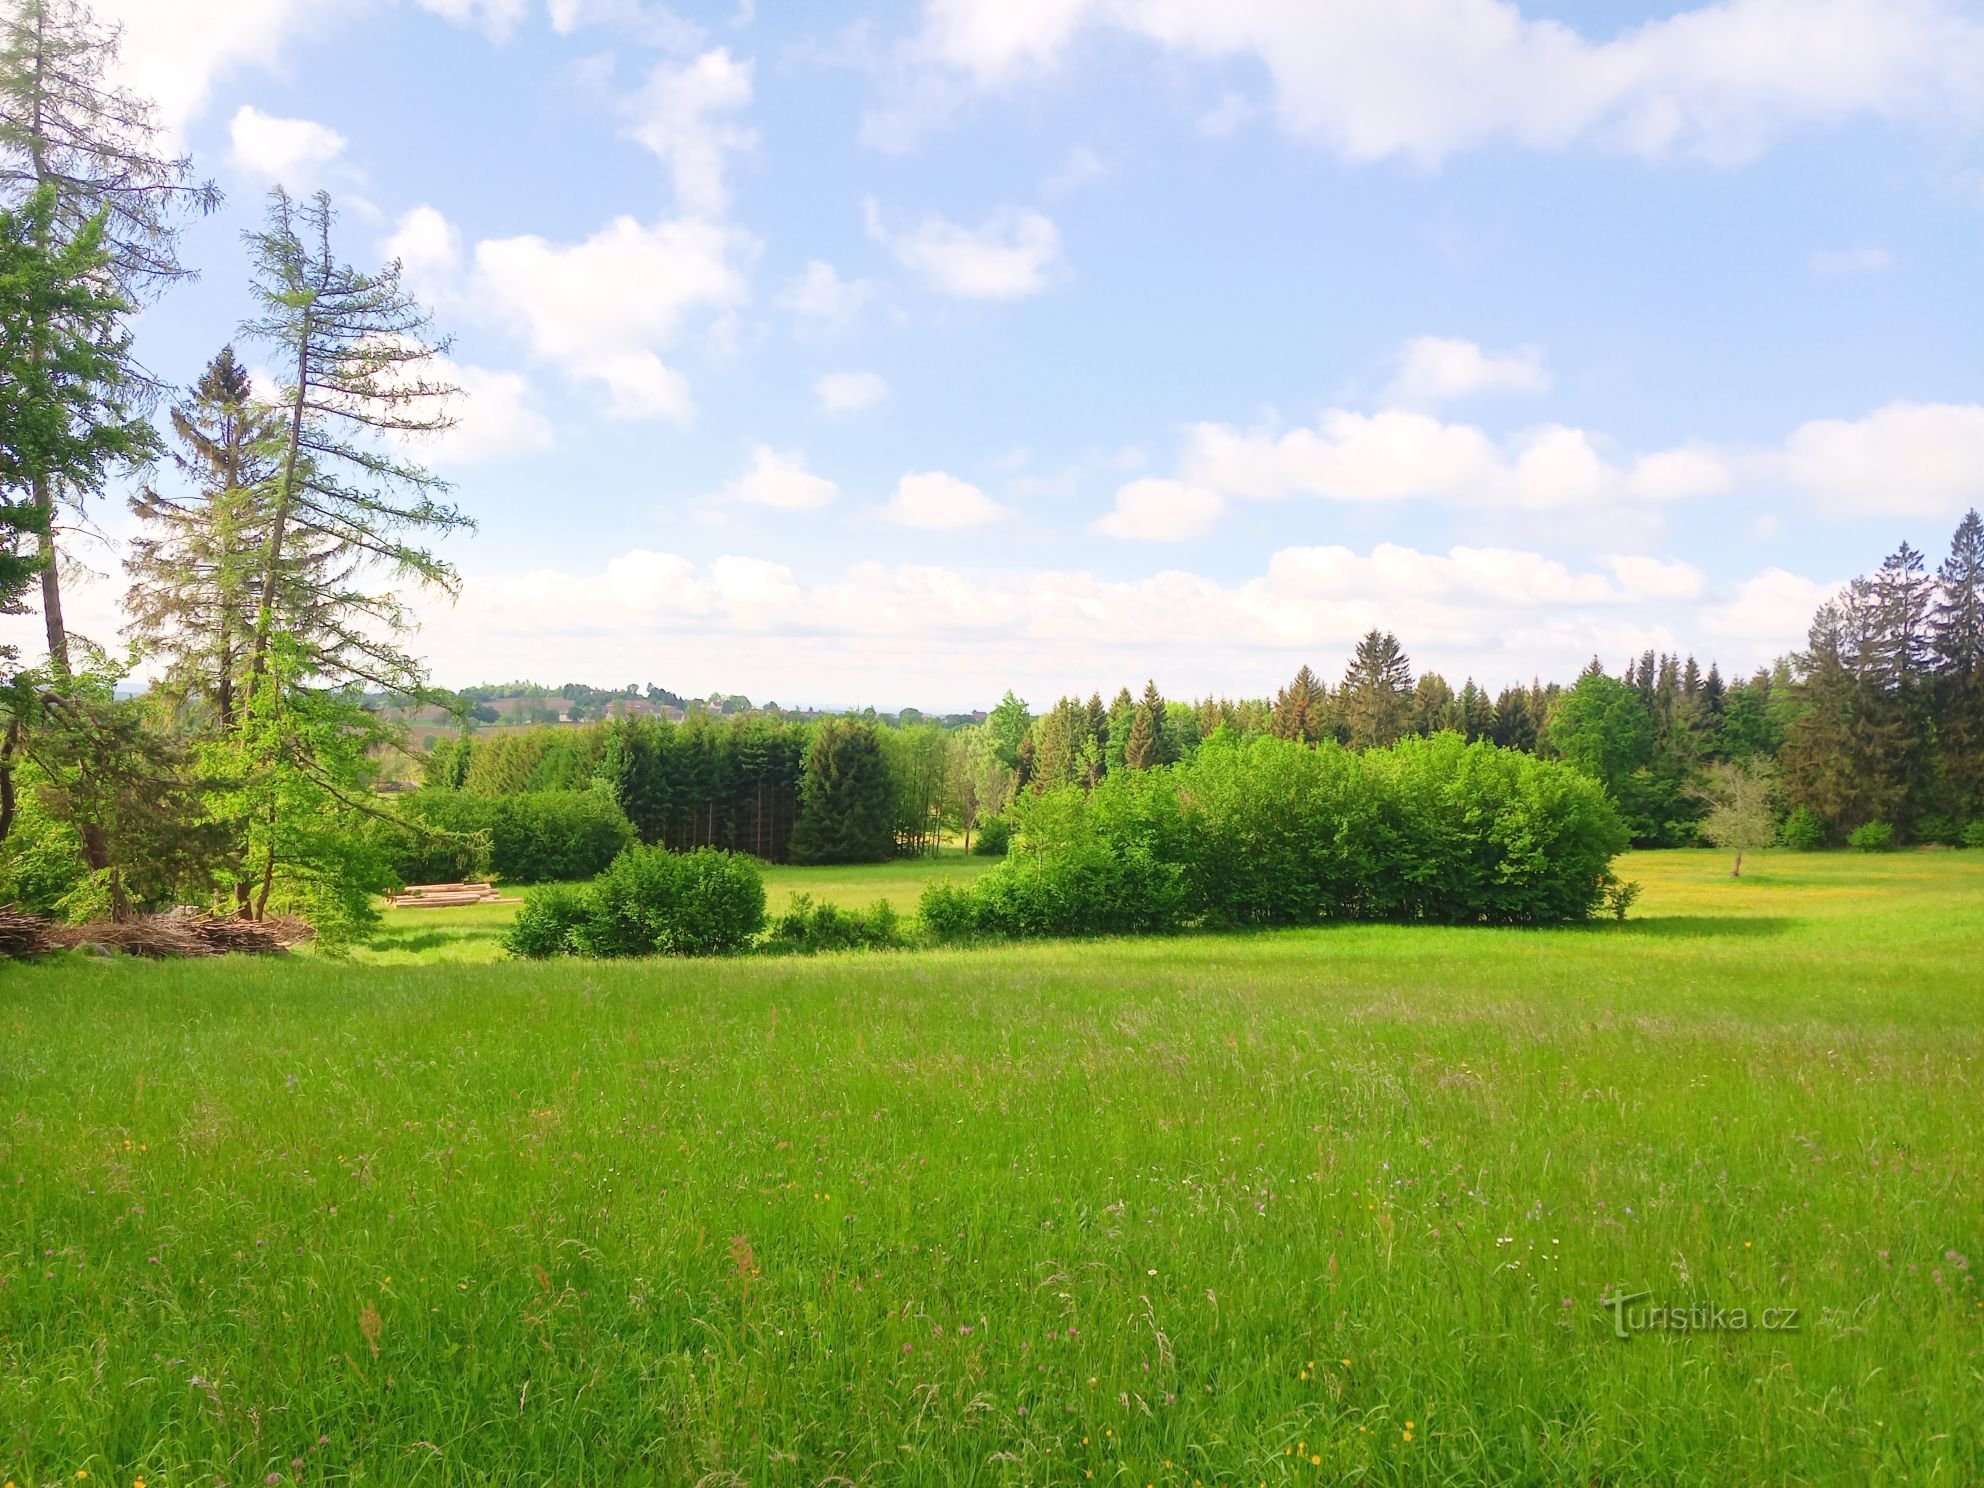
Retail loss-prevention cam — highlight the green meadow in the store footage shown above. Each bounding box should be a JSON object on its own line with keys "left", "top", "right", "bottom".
{"left": 2, "top": 850, "right": 1981, "bottom": 1485}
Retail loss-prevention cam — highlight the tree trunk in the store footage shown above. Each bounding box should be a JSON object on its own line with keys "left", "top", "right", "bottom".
{"left": 1731, "top": 851, "right": 1743, "bottom": 878}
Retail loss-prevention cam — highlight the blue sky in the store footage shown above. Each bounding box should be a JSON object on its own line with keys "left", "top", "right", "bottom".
{"left": 19, "top": 0, "right": 1984, "bottom": 709}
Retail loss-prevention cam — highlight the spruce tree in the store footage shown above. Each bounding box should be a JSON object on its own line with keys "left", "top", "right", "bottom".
{"left": 1271, "top": 663, "right": 1325, "bottom": 743}
{"left": 1123, "top": 679, "right": 1167, "bottom": 770}
{"left": 123, "top": 346, "right": 282, "bottom": 729}
{"left": 1340, "top": 630, "right": 1413, "bottom": 748}
{"left": 789, "top": 718, "right": 895, "bottom": 864}
{"left": 1931, "top": 511, "right": 1983, "bottom": 818}
{"left": 0, "top": 0, "right": 216, "bottom": 669}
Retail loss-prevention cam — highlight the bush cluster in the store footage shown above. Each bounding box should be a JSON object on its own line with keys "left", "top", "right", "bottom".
{"left": 1847, "top": 821, "right": 1895, "bottom": 853}
{"left": 920, "top": 733, "right": 1627, "bottom": 941}
{"left": 390, "top": 788, "right": 633, "bottom": 884}
{"left": 1777, "top": 807, "right": 1826, "bottom": 851}
{"left": 763, "top": 893, "right": 904, "bottom": 954}
{"left": 969, "top": 816, "right": 1012, "bottom": 856}
{"left": 503, "top": 846, "right": 766, "bottom": 959}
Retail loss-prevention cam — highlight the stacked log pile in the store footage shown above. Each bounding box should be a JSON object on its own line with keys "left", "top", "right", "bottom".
{"left": 386, "top": 882, "right": 521, "bottom": 909}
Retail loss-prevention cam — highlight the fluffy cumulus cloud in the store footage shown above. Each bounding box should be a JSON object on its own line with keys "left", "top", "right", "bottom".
{"left": 876, "top": 0, "right": 1984, "bottom": 164}
{"left": 815, "top": 371, "right": 890, "bottom": 413}
{"left": 1092, "top": 478, "right": 1225, "bottom": 541}
{"left": 1777, "top": 402, "right": 1984, "bottom": 518}
{"left": 93, "top": 0, "right": 331, "bottom": 141}
{"left": 884, "top": 471, "right": 1012, "bottom": 528}
{"left": 622, "top": 48, "right": 756, "bottom": 218}
{"left": 427, "top": 360, "right": 556, "bottom": 465}
{"left": 228, "top": 105, "right": 348, "bottom": 186}
{"left": 778, "top": 261, "right": 875, "bottom": 330}
{"left": 389, "top": 206, "right": 752, "bottom": 421}
{"left": 370, "top": 538, "right": 1811, "bottom": 707}
{"left": 1387, "top": 336, "right": 1550, "bottom": 405}
{"left": 712, "top": 447, "right": 841, "bottom": 510}
{"left": 865, "top": 199, "right": 1062, "bottom": 300}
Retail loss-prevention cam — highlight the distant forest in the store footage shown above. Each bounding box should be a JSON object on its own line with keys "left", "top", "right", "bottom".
{"left": 415, "top": 512, "right": 1984, "bottom": 866}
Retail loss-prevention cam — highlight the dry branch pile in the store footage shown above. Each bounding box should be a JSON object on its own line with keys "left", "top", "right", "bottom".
{"left": 1, "top": 907, "right": 55, "bottom": 960}
{"left": 32, "top": 910, "right": 317, "bottom": 959}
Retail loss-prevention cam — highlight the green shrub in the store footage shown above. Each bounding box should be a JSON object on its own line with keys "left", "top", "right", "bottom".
{"left": 1848, "top": 821, "right": 1895, "bottom": 853}
{"left": 1963, "top": 821, "right": 1984, "bottom": 849}
{"left": 1778, "top": 807, "right": 1826, "bottom": 851}
{"left": 764, "top": 893, "right": 904, "bottom": 954}
{"left": 570, "top": 846, "right": 766, "bottom": 958}
{"left": 502, "top": 884, "right": 592, "bottom": 959}
{"left": 916, "top": 879, "right": 983, "bottom": 941}
{"left": 1602, "top": 875, "right": 1643, "bottom": 921}
{"left": 970, "top": 816, "right": 1012, "bottom": 856}
{"left": 925, "top": 733, "right": 1626, "bottom": 941}
{"left": 1912, "top": 813, "right": 1960, "bottom": 847}
{"left": 391, "top": 788, "right": 633, "bottom": 884}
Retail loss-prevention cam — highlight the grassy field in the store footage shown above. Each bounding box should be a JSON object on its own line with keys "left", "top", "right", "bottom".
{"left": 2, "top": 850, "right": 1981, "bottom": 1485}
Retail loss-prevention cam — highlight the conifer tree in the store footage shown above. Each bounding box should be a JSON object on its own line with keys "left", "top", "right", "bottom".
{"left": 0, "top": 0, "right": 216, "bottom": 669}
{"left": 1932, "top": 509, "right": 1984, "bottom": 816}
{"left": 123, "top": 346, "right": 281, "bottom": 728}
{"left": 1271, "top": 663, "right": 1325, "bottom": 743}
{"left": 1123, "top": 679, "right": 1167, "bottom": 770}
{"left": 1340, "top": 630, "right": 1413, "bottom": 748}
{"left": 789, "top": 717, "right": 895, "bottom": 864}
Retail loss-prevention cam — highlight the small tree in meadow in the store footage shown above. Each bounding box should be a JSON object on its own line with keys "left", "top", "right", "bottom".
{"left": 1696, "top": 759, "right": 1777, "bottom": 877}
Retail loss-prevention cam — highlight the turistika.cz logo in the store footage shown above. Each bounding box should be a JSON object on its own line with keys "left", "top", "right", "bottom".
{"left": 1599, "top": 1291, "right": 1801, "bottom": 1339}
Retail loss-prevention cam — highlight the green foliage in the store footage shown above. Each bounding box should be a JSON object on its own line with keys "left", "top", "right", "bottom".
{"left": 1778, "top": 806, "right": 1826, "bottom": 851}
{"left": 1848, "top": 820, "right": 1895, "bottom": 852}
{"left": 1601, "top": 874, "right": 1643, "bottom": 921}
{"left": 390, "top": 788, "right": 632, "bottom": 885}
{"left": 1963, "top": 820, "right": 1984, "bottom": 849}
{"left": 763, "top": 893, "right": 904, "bottom": 954}
{"left": 501, "top": 883, "right": 593, "bottom": 959}
{"left": 562, "top": 845, "right": 766, "bottom": 959}
{"left": 925, "top": 733, "right": 1625, "bottom": 940}
{"left": 788, "top": 718, "right": 895, "bottom": 865}
{"left": 0, "top": 768, "right": 85, "bottom": 916}
{"left": 1912, "top": 812, "right": 1960, "bottom": 847}
{"left": 970, "top": 815, "right": 1011, "bottom": 856}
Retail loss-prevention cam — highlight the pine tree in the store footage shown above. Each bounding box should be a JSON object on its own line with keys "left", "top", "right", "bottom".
{"left": 1123, "top": 679, "right": 1168, "bottom": 771}
{"left": 789, "top": 717, "right": 895, "bottom": 864}
{"left": 1340, "top": 630, "right": 1413, "bottom": 748}
{"left": 1931, "top": 512, "right": 1984, "bottom": 819}
{"left": 123, "top": 346, "right": 282, "bottom": 729}
{"left": 0, "top": 0, "right": 216, "bottom": 670}
{"left": 1271, "top": 663, "right": 1325, "bottom": 744}
{"left": 0, "top": 186, "right": 152, "bottom": 851}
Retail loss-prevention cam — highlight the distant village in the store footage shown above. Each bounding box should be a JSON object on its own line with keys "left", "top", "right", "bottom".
{"left": 384, "top": 682, "right": 990, "bottom": 738}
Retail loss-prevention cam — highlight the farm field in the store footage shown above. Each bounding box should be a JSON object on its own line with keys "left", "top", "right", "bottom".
{"left": 2, "top": 851, "right": 1981, "bottom": 1485}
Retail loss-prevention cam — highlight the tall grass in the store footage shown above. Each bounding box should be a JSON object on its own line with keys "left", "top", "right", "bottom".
{"left": 2, "top": 851, "right": 1980, "bottom": 1484}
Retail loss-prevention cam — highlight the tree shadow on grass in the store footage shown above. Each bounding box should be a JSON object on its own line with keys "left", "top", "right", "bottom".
{"left": 365, "top": 929, "right": 491, "bottom": 956}
{"left": 1610, "top": 916, "right": 1800, "bottom": 939}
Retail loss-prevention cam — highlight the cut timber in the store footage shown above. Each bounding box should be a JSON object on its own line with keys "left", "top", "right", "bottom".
{"left": 386, "top": 882, "right": 521, "bottom": 909}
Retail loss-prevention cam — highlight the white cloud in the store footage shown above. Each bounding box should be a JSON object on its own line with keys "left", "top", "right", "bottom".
{"left": 622, "top": 48, "right": 756, "bottom": 218}
{"left": 1171, "top": 407, "right": 1745, "bottom": 521}
{"left": 1780, "top": 401, "right": 1984, "bottom": 517}
{"left": 865, "top": 199, "right": 1062, "bottom": 300}
{"left": 1092, "top": 478, "right": 1225, "bottom": 541}
{"left": 1387, "top": 336, "right": 1550, "bottom": 405}
{"left": 426, "top": 361, "right": 555, "bottom": 466}
{"left": 1808, "top": 246, "right": 1898, "bottom": 277}
{"left": 714, "top": 447, "right": 841, "bottom": 510}
{"left": 1608, "top": 555, "right": 1706, "bottom": 602}
{"left": 412, "top": 0, "right": 529, "bottom": 40}
{"left": 1197, "top": 90, "right": 1261, "bottom": 138}
{"left": 877, "top": 0, "right": 1984, "bottom": 164}
{"left": 815, "top": 371, "right": 890, "bottom": 413}
{"left": 1042, "top": 144, "right": 1105, "bottom": 197}
{"left": 1701, "top": 567, "right": 1838, "bottom": 653}
{"left": 410, "top": 212, "right": 751, "bottom": 421}
{"left": 94, "top": 0, "right": 329, "bottom": 142}
{"left": 227, "top": 105, "right": 347, "bottom": 188}
{"left": 884, "top": 471, "right": 1012, "bottom": 528}
{"left": 778, "top": 260, "right": 876, "bottom": 330}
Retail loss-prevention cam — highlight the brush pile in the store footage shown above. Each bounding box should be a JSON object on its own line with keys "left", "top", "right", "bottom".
{"left": 29, "top": 910, "right": 317, "bottom": 959}
{"left": 0, "top": 906, "right": 55, "bottom": 960}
